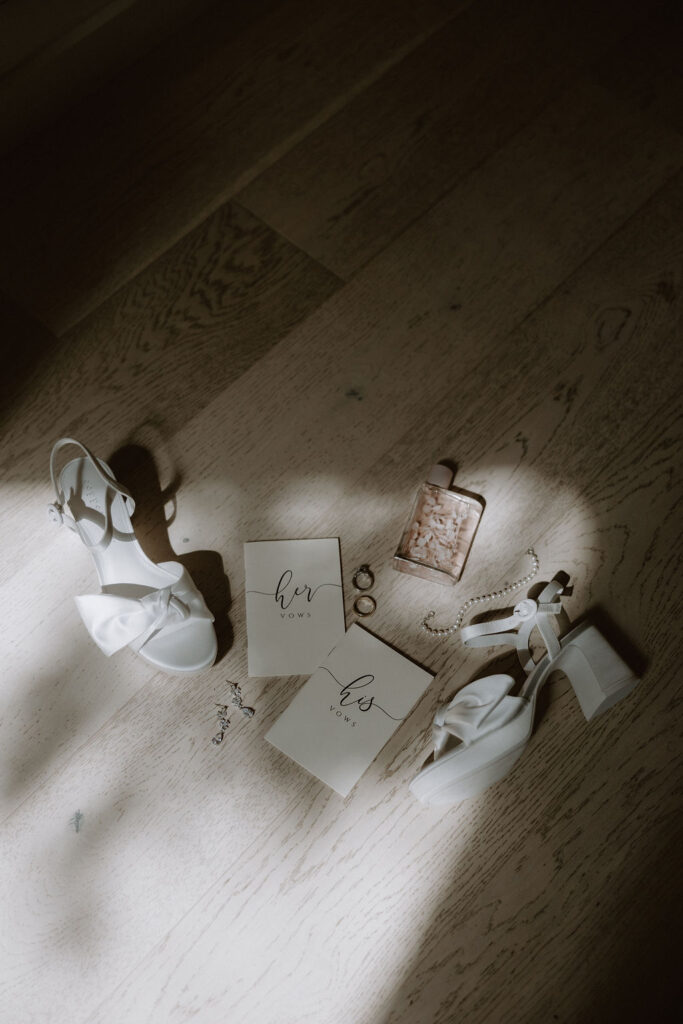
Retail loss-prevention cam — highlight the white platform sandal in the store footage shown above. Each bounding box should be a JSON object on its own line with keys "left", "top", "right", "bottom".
{"left": 48, "top": 437, "right": 217, "bottom": 673}
{"left": 410, "top": 579, "right": 639, "bottom": 806}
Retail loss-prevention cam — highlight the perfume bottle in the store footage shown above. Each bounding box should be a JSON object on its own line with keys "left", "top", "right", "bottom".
{"left": 392, "top": 465, "right": 483, "bottom": 586}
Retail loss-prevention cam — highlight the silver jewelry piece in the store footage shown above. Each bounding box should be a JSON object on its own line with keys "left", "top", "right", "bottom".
{"left": 354, "top": 593, "right": 376, "bottom": 617}
{"left": 352, "top": 564, "right": 375, "bottom": 591}
{"left": 212, "top": 703, "right": 232, "bottom": 746}
{"left": 421, "top": 548, "right": 540, "bottom": 638}
{"left": 228, "top": 682, "right": 255, "bottom": 719}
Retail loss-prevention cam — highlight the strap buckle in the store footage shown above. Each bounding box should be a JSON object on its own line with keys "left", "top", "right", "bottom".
{"left": 513, "top": 598, "right": 537, "bottom": 621}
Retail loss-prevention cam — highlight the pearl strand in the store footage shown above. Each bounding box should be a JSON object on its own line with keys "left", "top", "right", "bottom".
{"left": 421, "top": 548, "right": 540, "bottom": 638}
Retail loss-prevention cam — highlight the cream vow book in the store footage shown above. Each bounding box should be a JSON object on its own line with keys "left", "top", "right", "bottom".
{"left": 244, "top": 538, "right": 345, "bottom": 676}
{"left": 265, "top": 624, "right": 434, "bottom": 796}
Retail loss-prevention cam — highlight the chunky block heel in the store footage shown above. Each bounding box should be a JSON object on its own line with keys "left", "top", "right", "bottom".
{"left": 558, "top": 623, "right": 639, "bottom": 721}
{"left": 410, "top": 577, "right": 639, "bottom": 806}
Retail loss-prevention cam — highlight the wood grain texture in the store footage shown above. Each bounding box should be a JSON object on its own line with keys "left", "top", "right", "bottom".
{"left": 78, "top": 168, "right": 683, "bottom": 1024}
{"left": 0, "top": 2, "right": 681, "bottom": 1022}
{"left": 0, "top": 200, "right": 340, "bottom": 589}
{"left": 238, "top": 0, "right": 660, "bottom": 280}
{"left": 0, "top": 0, "right": 460, "bottom": 333}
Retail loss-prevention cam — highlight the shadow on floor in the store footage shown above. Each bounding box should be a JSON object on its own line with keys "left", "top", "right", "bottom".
{"left": 108, "top": 442, "right": 233, "bottom": 663}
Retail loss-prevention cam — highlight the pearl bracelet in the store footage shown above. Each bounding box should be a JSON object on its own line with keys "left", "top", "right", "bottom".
{"left": 421, "top": 548, "right": 540, "bottom": 637}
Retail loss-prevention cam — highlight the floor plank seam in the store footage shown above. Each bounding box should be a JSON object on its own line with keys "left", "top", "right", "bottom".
{"left": 54, "top": 5, "right": 471, "bottom": 337}
{"left": 81, "top": 785, "right": 321, "bottom": 1024}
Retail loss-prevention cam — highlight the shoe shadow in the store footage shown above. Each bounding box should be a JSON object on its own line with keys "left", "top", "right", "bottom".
{"left": 107, "top": 443, "right": 233, "bottom": 663}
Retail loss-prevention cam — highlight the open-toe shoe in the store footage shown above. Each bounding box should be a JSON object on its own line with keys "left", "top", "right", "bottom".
{"left": 48, "top": 437, "right": 217, "bottom": 673}
{"left": 410, "top": 578, "right": 639, "bottom": 806}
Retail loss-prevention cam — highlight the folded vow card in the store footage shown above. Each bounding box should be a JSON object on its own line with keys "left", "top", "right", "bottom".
{"left": 244, "top": 539, "right": 345, "bottom": 676}
{"left": 265, "top": 623, "right": 434, "bottom": 796}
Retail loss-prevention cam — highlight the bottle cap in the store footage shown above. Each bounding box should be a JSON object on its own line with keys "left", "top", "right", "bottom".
{"left": 426, "top": 464, "right": 453, "bottom": 489}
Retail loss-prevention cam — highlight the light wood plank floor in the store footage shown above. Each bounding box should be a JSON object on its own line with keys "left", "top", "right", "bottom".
{"left": 1, "top": 2, "right": 682, "bottom": 1022}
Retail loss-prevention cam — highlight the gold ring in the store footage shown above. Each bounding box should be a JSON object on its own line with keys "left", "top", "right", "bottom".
{"left": 352, "top": 565, "right": 375, "bottom": 591}
{"left": 353, "top": 594, "right": 376, "bottom": 616}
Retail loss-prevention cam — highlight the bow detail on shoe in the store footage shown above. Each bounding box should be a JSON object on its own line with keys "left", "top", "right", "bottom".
{"left": 433, "top": 674, "right": 524, "bottom": 760}
{"left": 74, "top": 563, "right": 213, "bottom": 656}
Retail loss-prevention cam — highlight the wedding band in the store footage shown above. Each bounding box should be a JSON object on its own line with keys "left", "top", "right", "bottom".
{"left": 353, "top": 594, "right": 376, "bottom": 616}
{"left": 352, "top": 565, "right": 375, "bottom": 591}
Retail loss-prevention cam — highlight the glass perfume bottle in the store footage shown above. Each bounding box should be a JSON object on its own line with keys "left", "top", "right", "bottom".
{"left": 392, "top": 465, "right": 483, "bottom": 586}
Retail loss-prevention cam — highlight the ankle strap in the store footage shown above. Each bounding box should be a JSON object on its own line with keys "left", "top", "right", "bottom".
{"left": 460, "top": 579, "right": 565, "bottom": 672}
{"left": 48, "top": 437, "right": 135, "bottom": 549}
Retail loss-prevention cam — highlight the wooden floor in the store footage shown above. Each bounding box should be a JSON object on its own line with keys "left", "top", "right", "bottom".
{"left": 1, "top": 1, "right": 682, "bottom": 1021}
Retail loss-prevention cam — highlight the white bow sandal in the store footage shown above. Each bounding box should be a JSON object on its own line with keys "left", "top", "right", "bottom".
{"left": 48, "top": 437, "right": 217, "bottom": 673}
{"left": 410, "top": 579, "right": 639, "bottom": 806}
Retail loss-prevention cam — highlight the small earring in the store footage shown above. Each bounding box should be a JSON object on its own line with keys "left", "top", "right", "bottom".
{"left": 229, "top": 682, "right": 256, "bottom": 718}
{"left": 212, "top": 703, "right": 231, "bottom": 745}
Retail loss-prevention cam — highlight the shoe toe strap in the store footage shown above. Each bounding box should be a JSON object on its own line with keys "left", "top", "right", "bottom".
{"left": 433, "top": 674, "right": 522, "bottom": 758}
{"left": 75, "top": 569, "right": 213, "bottom": 656}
